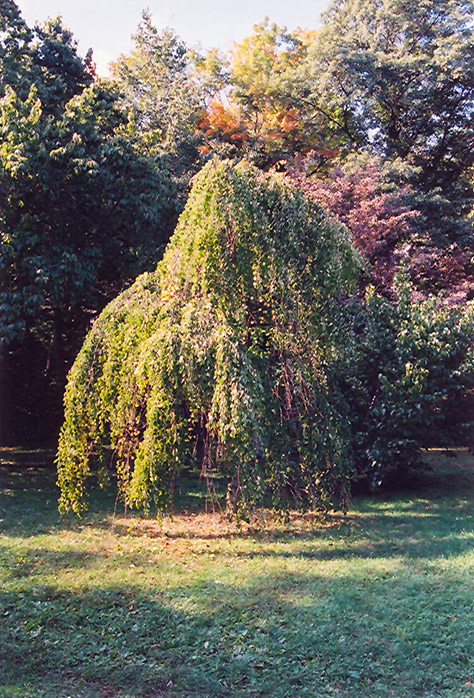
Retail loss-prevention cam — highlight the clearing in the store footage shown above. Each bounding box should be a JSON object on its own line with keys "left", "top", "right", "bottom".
{"left": 0, "top": 449, "right": 473, "bottom": 698}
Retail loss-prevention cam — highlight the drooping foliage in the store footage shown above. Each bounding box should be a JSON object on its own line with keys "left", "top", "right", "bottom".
{"left": 4, "top": 0, "right": 473, "bottom": 487}
{"left": 57, "top": 159, "right": 360, "bottom": 516}
{"left": 190, "top": 1, "right": 474, "bottom": 300}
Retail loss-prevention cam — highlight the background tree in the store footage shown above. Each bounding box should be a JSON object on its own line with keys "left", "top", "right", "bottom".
{"left": 57, "top": 159, "right": 360, "bottom": 517}
{"left": 311, "top": 0, "right": 474, "bottom": 183}
{"left": 314, "top": 0, "right": 474, "bottom": 251}
{"left": 110, "top": 10, "right": 206, "bottom": 197}
{"left": 0, "top": 4, "right": 178, "bottom": 445}
{"left": 288, "top": 153, "right": 474, "bottom": 301}
{"left": 198, "top": 21, "right": 337, "bottom": 167}
{"left": 29, "top": 16, "right": 95, "bottom": 114}
{"left": 0, "top": 2, "right": 94, "bottom": 106}
{"left": 0, "top": 81, "right": 176, "bottom": 344}
{"left": 228, "top": 21, "right": 314, "bottom": 164}
{"left": 288, "top": 154, "right": 417, "bottom": 293}
{"left": 0, "top": 0, "right": 32, "bottom": 97}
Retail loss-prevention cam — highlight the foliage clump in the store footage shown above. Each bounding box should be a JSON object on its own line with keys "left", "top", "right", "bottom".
{"left": 0, "top": 5, "right": 180, "bottom": 445}
{"left": 57, "top": 159, "right": 360, "bottom": 516}
{"left": 342, "top": 275, "right": 474, "bottom": 489}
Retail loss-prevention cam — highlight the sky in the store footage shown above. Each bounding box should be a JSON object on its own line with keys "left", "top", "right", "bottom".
{"left": 16, "top": 0, "right": 330, "bottom": 75}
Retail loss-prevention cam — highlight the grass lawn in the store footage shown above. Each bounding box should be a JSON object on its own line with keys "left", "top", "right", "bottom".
{"left": 0, "top": 449, "right": 473, "bottom": 698}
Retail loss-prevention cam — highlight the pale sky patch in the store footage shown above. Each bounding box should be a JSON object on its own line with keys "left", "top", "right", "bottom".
{"left": 91, "top": 48, "right": 115, "bottom": 77}
{"left": 16, "top": 0, "right": 329, "bottom": 65}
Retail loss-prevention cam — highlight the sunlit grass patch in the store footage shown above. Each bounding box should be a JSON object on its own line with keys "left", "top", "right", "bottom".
{"left": 0, "top": 448, "right": 473, "bottom": 697}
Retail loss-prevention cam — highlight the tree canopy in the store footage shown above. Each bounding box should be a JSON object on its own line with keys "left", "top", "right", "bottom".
{"left": 110, "top": 10, "right": 205, "bottom": 193}
{"left": 311, "top": 0, "right": 474, "bottom": 182}
{"left": 57, "top": 159, "right": 360, "bottom": 516}
{"left": 0, "top": 81, "right": 176, "bottom": 346}
{"left": 0, "top": 3, "right": 95, "bottom": 108}
{"left": 3, "top": 0, "right": 474, "bottom": 493}
{"left": 0, "top": 3, "right": 179, "bottom": 444}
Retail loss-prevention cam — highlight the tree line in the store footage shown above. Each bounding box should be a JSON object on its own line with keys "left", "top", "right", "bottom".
{"left": 1, "top": 0, "right": 473, "bottom": 511}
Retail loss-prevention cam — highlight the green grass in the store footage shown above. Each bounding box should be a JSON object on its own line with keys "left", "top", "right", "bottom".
{"left": 0, "top": 449, "right": 473, "bottom": 698}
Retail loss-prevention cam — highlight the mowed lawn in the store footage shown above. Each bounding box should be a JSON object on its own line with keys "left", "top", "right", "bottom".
{"left": 0, "top": 449, "right": 473, "bottom": 698}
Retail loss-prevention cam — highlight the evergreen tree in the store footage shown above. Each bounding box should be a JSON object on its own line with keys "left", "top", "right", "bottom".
{"left": 0, "top": 3, "right": 178, "bottom": 444}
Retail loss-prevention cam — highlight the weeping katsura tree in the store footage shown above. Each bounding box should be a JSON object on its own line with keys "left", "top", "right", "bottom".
{"left": 57, "top": 159, "right": 360, "bottom": 516}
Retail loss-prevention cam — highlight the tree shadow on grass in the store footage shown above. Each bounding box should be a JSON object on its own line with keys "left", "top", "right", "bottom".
{"left": 0, "top": 564, "right": 473, "bottom": 698}
{"left": 0, "top": 460, "right": 120, "bottom": 537}
{"left": 2, "top": 476, "right": 474, "bottom": 573}
{"left": 1, "top": 448, "right": 474, "bottom": 697}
